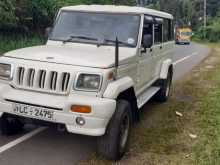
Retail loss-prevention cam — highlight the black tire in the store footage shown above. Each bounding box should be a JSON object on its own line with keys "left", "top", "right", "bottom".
{"left": 154, "top": 69, "right": 173, "bottom": 102}
{"left": 0, "top": 114, "right": 24, "bottom": 135}
{"left": 97, "top": 100, "right": 132, "bottom": 161}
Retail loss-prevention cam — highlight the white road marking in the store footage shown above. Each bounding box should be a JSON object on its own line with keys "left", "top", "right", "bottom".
{"left": 0, "top": 127, "right": 47, "bottom": 154}
{"left": 173, "top": 52, "right": 198, "bottom": 66}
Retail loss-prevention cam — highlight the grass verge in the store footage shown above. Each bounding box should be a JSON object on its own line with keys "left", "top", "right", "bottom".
{"left": 80, "top": 44, "right": 220, "bottom": 165}
{"left": 0, "top": 33, "right": 45, "bottom": 54}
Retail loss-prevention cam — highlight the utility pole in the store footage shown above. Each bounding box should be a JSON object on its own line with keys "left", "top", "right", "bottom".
{"left": 203, "top": 0, "right": 207, "bottom": 38}
{"left": 204, "top": 0, "right": 207, "bottom": 28}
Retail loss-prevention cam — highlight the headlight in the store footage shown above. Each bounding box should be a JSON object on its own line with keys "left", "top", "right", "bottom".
{"left": 75, "top": 73, "right": 102, "bottom": 91}
{"left": 0, "top": 63, "right": 12, "bottom": 80}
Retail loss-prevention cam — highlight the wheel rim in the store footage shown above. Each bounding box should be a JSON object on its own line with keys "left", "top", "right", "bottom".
{"left": 119, "top": 114, "right": 130, "bottom": 152}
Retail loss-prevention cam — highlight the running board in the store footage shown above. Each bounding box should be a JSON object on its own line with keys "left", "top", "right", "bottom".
{"left": 137, "top": 87, "right": 160, "bottom": 109}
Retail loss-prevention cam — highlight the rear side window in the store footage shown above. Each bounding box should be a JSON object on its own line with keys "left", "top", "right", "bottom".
{"left": 154, "top": 23, "right": 162, "bottom": 44}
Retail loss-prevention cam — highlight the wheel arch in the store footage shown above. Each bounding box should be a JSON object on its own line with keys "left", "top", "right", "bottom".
{"left": 117, "top": 87, "right": 139, "bottom": 122}
{"left": 103, "top": 77, "right": 139, "bottom": 122}
{"left": 160, "top": 59, "right": 173, "bottom": 79}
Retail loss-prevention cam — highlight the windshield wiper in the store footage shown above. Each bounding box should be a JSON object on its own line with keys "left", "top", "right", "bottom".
{"left": 99, "top": 39, "right": 134, "bottom": 47}
{"left": 63, "top": 35, "right": 98, "bottom": 43}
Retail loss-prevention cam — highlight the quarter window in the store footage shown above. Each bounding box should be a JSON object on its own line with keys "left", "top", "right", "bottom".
{"left": 163, "top": 19, "right": 169, "bottom": 42}
{"left": 163, "top": 19, "right": 174, "bottom": 42}
{"left": 168, "top": 20, "right": 174, "bottom": 41}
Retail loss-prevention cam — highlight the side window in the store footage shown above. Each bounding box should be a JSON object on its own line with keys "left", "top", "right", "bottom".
{"left": 142, "top": 16, "right": 153, "bottom": 46}
{"left": 154, "top": 18, "right": 163, "bottom": 44}
{"left": 163, "top": 19, "right": 169, "bottom": 42}
{"left": 168, "top": 19, "right": 174, "bottom": 41}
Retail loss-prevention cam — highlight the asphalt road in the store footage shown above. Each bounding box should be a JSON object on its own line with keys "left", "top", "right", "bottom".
{"left": 0, "top": 43, "right": 210, "bottom": 165}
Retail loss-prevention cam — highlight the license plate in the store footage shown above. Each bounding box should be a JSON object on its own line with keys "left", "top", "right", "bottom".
{"left": 12, "top": 103, "right": 54, "bottom": 121}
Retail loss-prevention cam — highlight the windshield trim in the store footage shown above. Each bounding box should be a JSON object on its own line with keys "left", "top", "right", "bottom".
{"left": 49, "top": 11, "right": 141, "bottom": 48}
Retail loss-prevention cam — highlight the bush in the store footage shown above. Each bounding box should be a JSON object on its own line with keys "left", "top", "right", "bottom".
{"left": 194, "top": 18, "right": 220, "bottom": 42}
{"left": 0, "top": 33, "right": 45, "bottom": 54}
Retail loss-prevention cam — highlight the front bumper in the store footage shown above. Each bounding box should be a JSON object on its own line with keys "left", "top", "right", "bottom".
{"left": 0, "top": 84, "right": 116, "bottom": 136}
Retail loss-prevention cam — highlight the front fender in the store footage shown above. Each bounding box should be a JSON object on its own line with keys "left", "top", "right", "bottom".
{"left": 160, "top": 59, "right": 173, "bottom": 79}
{"left": 103, "top": 77, "right": 134, "bottom": 99}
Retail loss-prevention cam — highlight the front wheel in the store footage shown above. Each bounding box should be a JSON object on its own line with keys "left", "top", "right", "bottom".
{"left": 97, "top": 100, "right": 132, "bottom": 161}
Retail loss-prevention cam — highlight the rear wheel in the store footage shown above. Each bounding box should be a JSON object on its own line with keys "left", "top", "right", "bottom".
{"left": 0, "top": 114, "right": 24, "bottom": 135}
{"left": 97, "top": 100, "right": 132, "bottom": 160}
{"left": 154, "top": 68, "right": 173, "bottom": 102}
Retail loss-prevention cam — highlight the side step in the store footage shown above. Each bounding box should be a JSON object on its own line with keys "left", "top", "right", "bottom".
{"left": 137, "top": 87, "right": 160, "bottom": 109}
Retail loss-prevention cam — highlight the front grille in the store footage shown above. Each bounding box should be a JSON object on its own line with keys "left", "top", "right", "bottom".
{"left": 15, "top": 67, "right": 71, "bottom": 93}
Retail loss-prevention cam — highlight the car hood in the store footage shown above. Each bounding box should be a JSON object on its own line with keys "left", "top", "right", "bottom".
{"left": 4, "top": 44, "right": 137, "bottom": 68}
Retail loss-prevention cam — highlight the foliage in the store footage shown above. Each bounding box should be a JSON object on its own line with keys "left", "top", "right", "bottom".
{"left": 0, "top": 33, "right": 44, "bottom": 54}
{"left": 0, "top": 0, "right": 17, "bottom": 25}
{"left": 194, "top": 17, "right": 220, "bottom": 42}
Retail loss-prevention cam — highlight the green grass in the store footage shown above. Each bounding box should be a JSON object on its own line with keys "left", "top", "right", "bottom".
{"left": 192, "top": 48, "right": 220, "bottom": 165}
{"left": 0, "top": 34, "right": 45, "bottom": 54}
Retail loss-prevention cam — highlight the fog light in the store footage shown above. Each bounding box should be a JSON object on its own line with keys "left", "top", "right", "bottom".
{"left": 76, "top": 117, "right": 86, "bottom": 126}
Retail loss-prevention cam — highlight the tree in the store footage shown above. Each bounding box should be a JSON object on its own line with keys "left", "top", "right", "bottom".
{"left": 0, "top": 0, "right": 17, "bottom": 26}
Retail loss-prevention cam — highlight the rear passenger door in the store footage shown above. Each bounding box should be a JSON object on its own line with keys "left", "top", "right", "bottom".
{"left": 152, "top": 18, "right": 163, "bottom": 78}
{"left": 152, "top": 18, "right": 174, "bottom": 78}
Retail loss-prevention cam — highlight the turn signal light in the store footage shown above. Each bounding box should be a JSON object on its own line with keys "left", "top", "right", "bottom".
{"left": 71, "top": 105, "right": 91, "bottom": 113}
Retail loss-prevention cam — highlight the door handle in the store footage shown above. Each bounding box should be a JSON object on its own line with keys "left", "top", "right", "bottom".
{"left": 160, "top": 46, "right": 163, "bottom": 49}
{"left": 150, "top": 48, "right": 153, "bottom": 52}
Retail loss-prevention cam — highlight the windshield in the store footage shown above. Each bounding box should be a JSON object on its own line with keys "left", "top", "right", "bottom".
{"left": 49, "top": 11, "right": 141, "bottom": 47}
{"left": 180, "top": 31, "right": 192, "bottom": 36}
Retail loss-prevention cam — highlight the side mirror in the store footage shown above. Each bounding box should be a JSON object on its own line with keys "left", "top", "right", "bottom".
{"left": 143, "top": 34, "right": 153, "bottom": 48}
{"left": 45, "top": 27, "right": 52, "bottom": 38}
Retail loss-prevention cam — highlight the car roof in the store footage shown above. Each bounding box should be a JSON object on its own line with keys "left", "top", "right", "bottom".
{"left": 61, "top": 5, "right": 173, "bottom": 19}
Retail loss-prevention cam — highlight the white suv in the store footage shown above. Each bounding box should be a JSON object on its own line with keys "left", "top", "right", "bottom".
{"left": 0, "top": 5, "right": 174, "bottom": 160}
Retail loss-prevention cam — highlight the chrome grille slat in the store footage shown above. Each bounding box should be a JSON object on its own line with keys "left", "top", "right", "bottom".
{"left": 39, "top": 70, "right": 46, "bottom": 89}
{"left": 28, "top": 69, "right": 35, "bottom": 87}
{"left": 62, "top": 73, "right": 70, "bottom": 92}
{"left": 50, "top": 71, "right": 58, "bottom": 90}
{"left": 18, "top": 67, "right": 25, "bottom": 85}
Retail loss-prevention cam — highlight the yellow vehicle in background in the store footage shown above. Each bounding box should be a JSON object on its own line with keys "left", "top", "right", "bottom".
{"left": 175, "top": 27, "right": 192, "bottom": 45}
